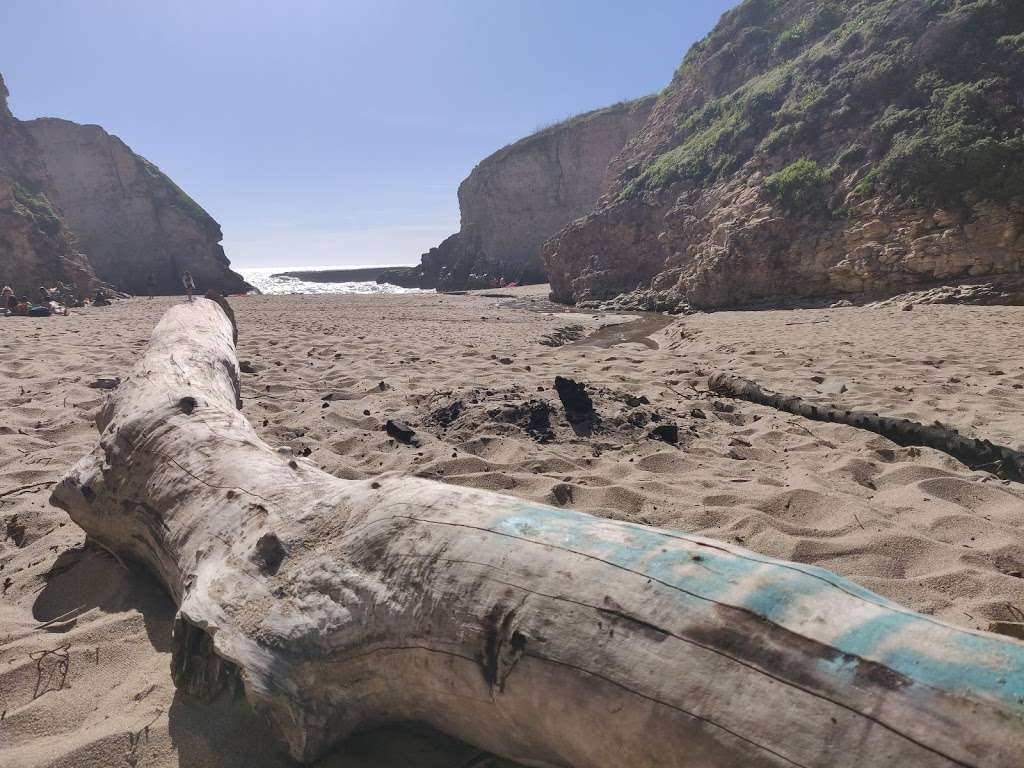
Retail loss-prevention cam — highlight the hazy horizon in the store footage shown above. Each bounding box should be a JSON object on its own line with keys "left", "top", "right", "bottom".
{"left": 1, "top": 1, "right": 736, "bottom": 268}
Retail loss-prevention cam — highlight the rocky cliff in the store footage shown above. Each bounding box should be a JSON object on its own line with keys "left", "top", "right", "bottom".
{"left": 0, "top": 74, "right": 98, "bottom": 296}
{"left": 25, "top": 118, "right": 249, "bottom": 295}
{"left": 0, "top": 72, "right": 248, "bottom": 297}
{"left": 543, "top": 0, "right": 1024, "bottom": 310}
{"left": 408, "top": 97, "right": 656, "bottom": 290}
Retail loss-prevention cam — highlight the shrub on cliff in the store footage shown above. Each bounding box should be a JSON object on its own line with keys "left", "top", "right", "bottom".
{"left": 12, "top": 183, "right": 62, "bottom": 237}
{"left": 616, "top": 0, "right": 1024, "bottom": 210}
{"left": 761, "top": 158, "right": 830, "bottom": 213}
{"left": 873, "top": 78, "right": 1024, "bottom": 204}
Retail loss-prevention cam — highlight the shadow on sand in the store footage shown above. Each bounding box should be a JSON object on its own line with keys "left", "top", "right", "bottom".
{"left": 33, "top": 542, "right": 520, "bottom": 767}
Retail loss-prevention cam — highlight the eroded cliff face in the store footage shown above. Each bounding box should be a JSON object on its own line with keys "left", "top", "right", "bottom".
{"left": 25, "top": 118, "right": 249, "bottom": 296}
{"left": 543, "top": 0, "right": 1024, "bottom": 310}
{"left": 413, "top": 97, "right": 655, "bottom": 290}
{"left": 0, "top": 74, "right": 98, "bottom": 296}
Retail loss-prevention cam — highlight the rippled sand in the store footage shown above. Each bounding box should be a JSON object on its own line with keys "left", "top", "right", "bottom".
{"left": 3, "top": 287, "right": 1023, "bottom": 766}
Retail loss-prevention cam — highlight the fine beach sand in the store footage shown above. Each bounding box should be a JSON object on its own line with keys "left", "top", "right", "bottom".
{"left": 3, "top": 286, "right": 1024, "bottom": 766}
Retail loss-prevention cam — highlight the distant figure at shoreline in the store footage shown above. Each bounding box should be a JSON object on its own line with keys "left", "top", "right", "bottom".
{"left": 182, "top": 270, "right": 195, "bottom": 303}
{"left": 146, "top": 273, "right": 156, "bottom": 299}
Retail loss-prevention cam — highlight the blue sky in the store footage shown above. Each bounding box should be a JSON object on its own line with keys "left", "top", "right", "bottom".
{"left": 2, "top": 1, "right": 736, "bottom": 268}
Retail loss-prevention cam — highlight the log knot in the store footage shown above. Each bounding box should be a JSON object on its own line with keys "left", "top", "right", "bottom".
{"left": 252, "top": 532, "right": 287, "bottom": 574}
{"left": 480, "top": 603, "right": 527, "bottom": 694}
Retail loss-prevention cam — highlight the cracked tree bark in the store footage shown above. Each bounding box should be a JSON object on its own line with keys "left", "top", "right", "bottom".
{"left": 52, "top": 299, "right": 1024, "bottom": 767}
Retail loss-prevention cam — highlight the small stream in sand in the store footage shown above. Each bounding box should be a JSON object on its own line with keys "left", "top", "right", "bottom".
{"left": 568, "top": 312, "right": 675, "bottom": 350}
{"left": 485, "top": 293, "right": 676, "bottom": 350}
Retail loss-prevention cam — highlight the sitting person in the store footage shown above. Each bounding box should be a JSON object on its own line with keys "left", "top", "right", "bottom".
{"left": 14, "top": 296, "right": 30, "bottom": 316}
{"left": 51, "top": 282, "right": 73, "bottom": 305}
{"left": 92, "top": 288, "right": 111, "bottom": 307}
{"left": 38, "top": 286, "right": 52, "bottom": 304}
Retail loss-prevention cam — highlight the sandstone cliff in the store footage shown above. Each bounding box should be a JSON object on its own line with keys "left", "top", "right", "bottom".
{"left": 25, "top": 118, "right": 249, "bottom": 296}
{"left": 409, "top": 97, "right": 655, "bottom": 290}
{"left": 0, "top": 74, "right": 98, "bottom": 296}
{"left": 543, "top": 0, "right": 1024, "bottom": 310}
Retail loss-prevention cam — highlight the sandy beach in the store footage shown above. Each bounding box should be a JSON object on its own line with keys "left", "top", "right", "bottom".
{"left": 3, "top": 287, "right": 1024, "bottom": 766}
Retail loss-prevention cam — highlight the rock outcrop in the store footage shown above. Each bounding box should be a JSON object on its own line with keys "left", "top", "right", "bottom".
{"left": 25, "top": 118, "right": 249, "bottom": 295}
{"left": 406, "top": 97, "right": 656, "bottom": 290}
{"left": 543, "top": 0, "right": 1024, "bottom": 311}
{"left": 0, "top": 74, "right": 98, "bottom": 296}
{"left": 0, "top": 72, "right": 248, "bottom": 297}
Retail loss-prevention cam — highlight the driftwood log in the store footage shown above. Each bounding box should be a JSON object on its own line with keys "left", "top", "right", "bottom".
{"left": 52, "top": 300, "right": 1024, "bottom": 767}
{"left": 709, "top": 371, "right": 1024, "bottom": 482}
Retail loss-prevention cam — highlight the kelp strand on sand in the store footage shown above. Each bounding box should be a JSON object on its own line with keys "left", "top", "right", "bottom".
{"left": 709, "top": 371, "right": 1024, "bottom": 481}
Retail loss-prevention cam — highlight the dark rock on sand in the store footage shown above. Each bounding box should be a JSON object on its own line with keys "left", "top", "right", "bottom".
{"left": 622, "top": 394, "right": 650, "bottom": 408}
{"left": 385, "top": 420, "right": 417, "bottom": 444}
{"left": 648, "top": 424, "right": 680, "bottom": 445}
{"left": 489, "top": 400, "right": 555, "bottom": 442}
{"left": 88, "top": 377, "right": 121, "bottom": 390}
{"left": 431, "top": 400, "right": 464, "bottom": 427}
{"left": 554, "top": 376, "right": 595, "bottom": 423}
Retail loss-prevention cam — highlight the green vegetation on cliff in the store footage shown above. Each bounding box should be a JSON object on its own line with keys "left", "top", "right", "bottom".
{"left": 761, "top": 158, "right": 830, "bottom": 213}
{"left": 12, "top": 182, "right": 63, "bottom": 237}
{"left": 619, "top": 0, "right": 1024, "bottom": 208}
{"left": 140, "top": 157, "right": 220, "bottom": 231}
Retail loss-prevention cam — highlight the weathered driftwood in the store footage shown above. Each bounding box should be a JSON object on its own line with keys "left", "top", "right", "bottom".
{"left": 52, "top": 300, "right": 1024, "bottom": 767}
{"left": 709, "top": 371, "right": 1024, "bottom": 482}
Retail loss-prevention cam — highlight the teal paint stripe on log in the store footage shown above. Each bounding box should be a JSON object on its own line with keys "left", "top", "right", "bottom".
{"left": 496, "top": 503, "right": 1024, "bottom": 710}
{"left": 830, "top": 613, "right": 1024, "bottom": 707}
{"left": 498, "top": 504, "right": 880, "bottom": 610}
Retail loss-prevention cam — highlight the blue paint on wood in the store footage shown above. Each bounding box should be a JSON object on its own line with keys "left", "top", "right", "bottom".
{"left": 494, "top": 502, "right": 1024, "bottom": 710}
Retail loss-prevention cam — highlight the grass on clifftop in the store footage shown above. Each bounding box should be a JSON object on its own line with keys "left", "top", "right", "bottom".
{"left": 618, "top": 0, "right": 1024, "bottom": 208}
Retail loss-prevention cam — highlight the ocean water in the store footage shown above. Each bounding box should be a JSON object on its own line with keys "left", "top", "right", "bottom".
{"left": 238, "top": 266, "right": 425, "bottom": 296}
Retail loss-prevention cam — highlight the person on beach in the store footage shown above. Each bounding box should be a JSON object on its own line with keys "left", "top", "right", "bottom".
{"left": 146, "top": 273, "right": 156, "bottom": 299}
{"left": 182, "top": 271, "right": 195, "bottom": 302}
{"left": 37, "top": 286, "right": 51, "bottom": 304}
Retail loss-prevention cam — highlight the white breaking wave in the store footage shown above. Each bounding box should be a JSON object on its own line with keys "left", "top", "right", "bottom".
{"left": 237, "top": 266, "right": 425, "bottom": 296}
